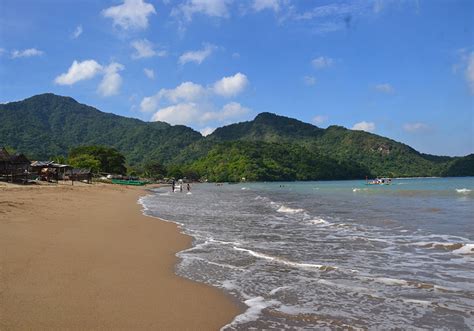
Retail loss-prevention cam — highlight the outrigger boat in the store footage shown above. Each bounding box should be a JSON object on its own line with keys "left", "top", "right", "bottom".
{"left": 365, "top": 176, "right": 392, "bottom": 185}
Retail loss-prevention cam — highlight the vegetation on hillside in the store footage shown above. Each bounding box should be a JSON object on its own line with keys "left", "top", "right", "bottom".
{"left": 1, "top": 93, "right": 472, "bottom": 181}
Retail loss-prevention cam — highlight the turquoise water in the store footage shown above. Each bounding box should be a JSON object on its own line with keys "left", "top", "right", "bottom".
{"left": 141, "top": 177, "right": 474, "bottom": 329}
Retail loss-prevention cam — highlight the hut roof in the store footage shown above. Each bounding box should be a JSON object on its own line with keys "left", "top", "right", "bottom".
{"left": 0, "top": 148, "right": 11, "bottom": 162}
{"left": 31, "top": 161, "right": 70, "bottom": 168}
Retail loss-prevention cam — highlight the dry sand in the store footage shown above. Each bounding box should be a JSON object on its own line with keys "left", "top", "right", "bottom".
{"left": 0, "top": 182, "right": 241, "bottom": 330}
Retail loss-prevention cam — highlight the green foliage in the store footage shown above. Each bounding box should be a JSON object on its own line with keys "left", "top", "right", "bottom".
{"left": 1, "top": 93, "right": 472, "bottom": 181}
{"left": 69, "top": 145, "right": 126, "bottom": 174}
{"left": 179, "top": 141, "right": 368, "bottom": 182}
{"left": 68, "top": 154, "right": 101, "bottom": 172}
{"left": 51, "top": 155, "right": 67, "bottom": 164}
{"left": 442, "top": 154, "right": 474, "bottom": 176}
{"left": 0, "top": 93, "right": 202, "bottom": 164}
{"left": 143, "top": 160, "right": 167, "bottom": 179}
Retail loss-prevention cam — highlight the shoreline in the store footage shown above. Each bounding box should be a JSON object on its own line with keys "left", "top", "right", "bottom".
{"left": 0, "top": 182, "right": 241, "bottom": 330}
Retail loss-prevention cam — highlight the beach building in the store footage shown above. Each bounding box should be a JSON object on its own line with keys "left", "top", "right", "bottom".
{"left": 0, "top": 147, "right": 31, "bottom": 183}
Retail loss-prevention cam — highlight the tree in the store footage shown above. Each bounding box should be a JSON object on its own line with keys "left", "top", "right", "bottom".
{"left": 69, "top": 146, "right": 126, "bottom": 174}
{"left": 68, "top": 154, "right": 101, "bottom": 172}
{"left": 143, "top": 160, "right": 167, "bottom": 179}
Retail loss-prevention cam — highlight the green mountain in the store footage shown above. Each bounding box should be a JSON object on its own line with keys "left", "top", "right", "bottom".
{"left": 0, "top": 93, "right": 472, "bottom": 181}
{"left": 0, "top": 93, "right": 202, "bottom": 164}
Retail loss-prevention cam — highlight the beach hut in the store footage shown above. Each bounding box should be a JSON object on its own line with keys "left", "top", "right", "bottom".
{"left": 0, "top": 147, "right": 31, "bottom": 183}
{"left": 30, "top": 161, "right": 72, "bottom": 182}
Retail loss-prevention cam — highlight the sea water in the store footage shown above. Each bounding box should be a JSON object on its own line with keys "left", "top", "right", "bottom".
{"left": 139, "top": 177, "right": 474, "bottom": 330}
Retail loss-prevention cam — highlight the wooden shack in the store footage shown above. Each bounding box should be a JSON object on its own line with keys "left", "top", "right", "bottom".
{"left": 0, "top": 147, "right": 31, "bottom": 183}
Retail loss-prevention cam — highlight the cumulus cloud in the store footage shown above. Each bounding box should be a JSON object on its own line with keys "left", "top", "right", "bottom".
{"left": 202, "top": 102, "right": 250, "bottom": 122}
{"left": 54, "top": 60, "right": 103, "bottom": 85}
{"left": 303, "top": 75, "right": 316, "bottom": 86}
{"left": 200, "top": 127, "right": 216, "bottom": 136}
{"left": 144, "top": 68, "right": 155, "bottom": 79}
{"left": 178, "top": 43, "right": 217, "bottom": 65}
{"left": 213, "top": 72, "right": 249, "bottom": 97}
{"left": 311, "top": 56, "right": 334, "bottom": 69}
{"left": 466, "top": 52, "right": 474, "bottom": 95}
{"left": 403, "top": 122, "right": 429, "bottom": 133}
{"left": 98, "top": 62, "right": 124, "bottom": 97}
{"left": 151, "top": 102, "right": 250, "bottom": 126}
{"left": 253, "top": 0, "right": 281, "bottom": 12}
{"left": 140, "top": 81, "right": 207, "bottom": 112}
{"left": 131, "top": 39, "right": 166, "bottom": 59}
{"left": 54, "top": 59, "right": 124, "bottom": 97}
{"left": 102, "top": 0, "right": 156, "bottom": 30}
{"left": 172, "top": 0, "right": 231, "bottom": 22}
{"left": 11, "top": 48, "right": 44, "bottom": 59}
{"left": 352, "top": 121, "right": 375, "bottom": 132}
{"left": 312, "top": 115, "right": 327, "bottom": 125}
{"left": 374, "top": 83, "right": 395, "bottom": 94}
{"left": 141, "top": 73, "right": 250, "bottom": 125}
{"left": 151, "top": 102, "right": 200, "bottom": 125}
{"left": 71, "top": 25, "right": 83, "bottom": 39}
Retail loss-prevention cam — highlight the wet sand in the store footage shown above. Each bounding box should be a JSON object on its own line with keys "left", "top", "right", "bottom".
{"left": 0, "top": 182, "right": 240, "bottom": 330}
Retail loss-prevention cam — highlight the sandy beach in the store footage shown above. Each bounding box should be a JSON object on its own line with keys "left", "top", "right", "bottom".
{"left": 0, "top": 182, "right": 240, "bottom": 330}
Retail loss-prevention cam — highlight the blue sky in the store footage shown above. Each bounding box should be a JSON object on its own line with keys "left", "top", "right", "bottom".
{"left": 1, "top": 0, "right": 473, "bottom": 156}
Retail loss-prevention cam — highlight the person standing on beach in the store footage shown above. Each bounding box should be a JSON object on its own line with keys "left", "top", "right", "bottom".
{"left": 187, "top": 183, "right": 191, "bottom": 192}
{"left": 172, "top": 179, "right": 175, "bottom": 192}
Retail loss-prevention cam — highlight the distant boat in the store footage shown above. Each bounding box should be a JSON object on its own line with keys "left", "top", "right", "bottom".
{"left": 365, "top": 177, "right": 392, "bottom": 185}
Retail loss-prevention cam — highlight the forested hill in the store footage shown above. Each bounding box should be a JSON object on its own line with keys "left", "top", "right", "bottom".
{"left": 0, "top": 93, "right": 202, "bottom": 164}
{"left": 0, "top": 93, "right": 472, "bottom": 180}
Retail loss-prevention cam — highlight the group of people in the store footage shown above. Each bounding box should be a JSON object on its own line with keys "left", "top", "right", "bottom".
{"left": 171, "top": 179, "right": 191, "bottom": 192}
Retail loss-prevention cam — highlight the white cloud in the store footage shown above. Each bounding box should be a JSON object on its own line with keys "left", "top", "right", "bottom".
{"left": 98, "top": 62, "right": 124, "bottom": 97}
{"left": 161, "top": 82, "right": 207, "bottom": 103}
{"left": 172, "top": 0, "right": 231, "bottom": 22}
{"left": 144, "top": 68, "right": 155, "bottom": 79}
{"left": 102, "top": 0, "right": 156, "bottom": 30}
{"left": 311, "top": 56, "right": 334, "bottom": 69}
{"left": 403, "top": 122, "right": 429, "bottom": 133}
{"left": 178, "top": 43, "right": 217, "bottom": 65}
{"left": 312, "top": 115, "right": 327, "bottom": 125}
{"left": 253, "top": 0, "right": 281, "bottom": 12}
{"left": 200, "top": 127, "right": 216, "bottom": 136}
{"left": 131, "top": 39, "right": 166, "bottom": 59}
{"left": 71, "top": 25, "right": 83, "bottom": 39}
{"left": 11, "top": 48, "right": 44, "bottom": 59}
{"left": 202, "top": 102, "right": 250, "bottom": 122}
{"left": 151, "top": 101, "right": 250, "bottom": 127}
{"left": 295, "top": 3, "right": 356, "bottom": 20}
{"left": 54, "top": 60, "right": 103, "bottom": 85}
{"left": 151, "top": 102, "right": 201, "bottom": 125}
{"left": 352, "top": 121, "right": 375, "bottom": 132}
{"left": 140, "top": 81, "right": 207, "bottom": 112}
{"left": 466, "top": 52, "right": 474, "bottom": 95}
{"left": 374, "top": 83, "right": 395, "bottom": 94}
{"left": 303, "top": 75, "right": 316, "bottom": 86}
{"left": 213, "top": 72, "right": 249, "bottom": 97}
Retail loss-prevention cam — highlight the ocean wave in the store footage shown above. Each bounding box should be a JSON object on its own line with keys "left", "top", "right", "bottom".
{"left": 414, "top": 242, "right": 474, "bottom": 254}
{"left": 456, "top": 188, "right": 472, "bottom": 194}
{"left": 233, "top": 246, "right": 337, "bottom": 271}
{"left": 277, "top": 206, "right": 305, "bottom": 214}
{"left": 222, "top": 296, "right": 281, "bottom": 330}
{"left": 308, "top": 218, "right": 330, "bottom": 226}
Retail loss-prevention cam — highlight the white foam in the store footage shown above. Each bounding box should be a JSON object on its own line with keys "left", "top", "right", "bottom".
{"left": 456, "top": 188, "right": 472, "bottom": 194}
{"left": 372, "top": 277, "right": 409, "bottom": 286}
{"left": 186, "top": 192, "right": 192, "bottom": 195}
{"left": 308, "top": 218, "right": 329, "bottom": 226}
{"left": 453, "top": 244, "right": 474, "bottom": 255}
{"left": 233, "top": 246, "right": 336, "bottom": 271}
{"left": 222, "top": 296, "right": 280, "bottom": 329}
{"left": 277, "top": 206, "right": 304, "bottom": 214}
{"left": 269, "top": 286, "right": 290, "bottom": 295}
{"left": 241, "top": 187, "right": 248, "bottom": 190}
